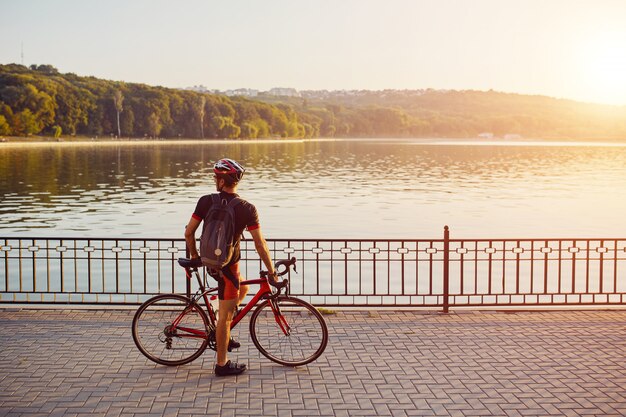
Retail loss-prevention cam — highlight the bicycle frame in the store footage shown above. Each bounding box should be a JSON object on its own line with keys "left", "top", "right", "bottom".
{"left": 181, "top": 265, "right": 289, "bottom": 336}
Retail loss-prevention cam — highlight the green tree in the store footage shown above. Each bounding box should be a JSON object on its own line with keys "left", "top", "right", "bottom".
{"left": 120, "top": 106, "right": 135, "bottom": 137}
{"left": 0, "top": 114, "right": 10, "bottom": 135}
{"left": 302, "top": 122, "right": 315, "bottom": 138}
{"left": 163, "top": 91, "right": 185, "bottom": 137}
{"left": 147, "top": 112, "right": 162, "bottom": 137}
{"left": 217, "top": 100, "right": 236, "bottom": 119}
{"left": 30, "top": 64, "right": 59, "bottom": 75}
{"left": 213, "top": 116, "right": 240, "bottom": 138}
{"left": 0, "top": 102, "right": 14, "bottom": 127}
{"left": 251, "top": 118, "right": 270, "bottom": 138}
{"left": 53, "top": 83, "right": 93, "bottom": 135}
{"left": 233, "top": 99, "right": 260, "bottom": 126}
{"left": 12, "top": 109, "right": 40, "bottom": 136}
{"left": 0, "top": 83, "right": 56, "bottom": 132}
{"left": 240, "top": 122, "right": 259, "bottom": 139}
{"left": 308, "top": 108, "right": 336, "bottom": 137}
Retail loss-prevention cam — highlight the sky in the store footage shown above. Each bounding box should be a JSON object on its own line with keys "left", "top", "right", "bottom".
{"left": 2, "top": 0, "right": 626, "bottom": 105}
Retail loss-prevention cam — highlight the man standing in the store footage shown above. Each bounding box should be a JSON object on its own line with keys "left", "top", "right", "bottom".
{"left": 184, "top": 158, "right": 277, "bottom": 376}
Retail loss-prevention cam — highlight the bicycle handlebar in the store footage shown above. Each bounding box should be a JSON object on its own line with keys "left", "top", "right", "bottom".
{"left": 274, "top": 257, "right": 297, "bottom": 277}
{"left": 261, "top": 257, "right": 297, "bottom": 290}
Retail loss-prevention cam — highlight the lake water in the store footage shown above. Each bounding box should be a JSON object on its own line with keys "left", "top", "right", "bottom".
{"left": 1, "top": 138, "right": 625, "bottom": 239}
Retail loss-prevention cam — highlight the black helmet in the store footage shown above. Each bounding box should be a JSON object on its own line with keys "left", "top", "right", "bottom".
{"left": 213, "top": 158, "right": 245, "bottom": 184}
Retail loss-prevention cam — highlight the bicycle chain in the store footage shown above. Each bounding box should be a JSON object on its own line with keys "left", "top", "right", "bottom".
{"left": 207, "top": 329, "right": 217, "bottom": 351}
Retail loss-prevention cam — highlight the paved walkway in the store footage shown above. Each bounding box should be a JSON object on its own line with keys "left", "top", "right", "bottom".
{"left": 0, "top": 308, "right": 625, "bottom": 417}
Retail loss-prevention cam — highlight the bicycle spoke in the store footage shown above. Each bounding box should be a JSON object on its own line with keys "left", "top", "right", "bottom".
{"left": 250, "top": 296, "right": 328, "bottom": 366}
{"left": 132, "top": 295, "right": 211, "bottom": 366}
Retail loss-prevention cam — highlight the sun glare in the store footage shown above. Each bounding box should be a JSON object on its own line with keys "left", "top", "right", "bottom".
{"left": 578, "top": 31, "right": 626, "bottom": 105}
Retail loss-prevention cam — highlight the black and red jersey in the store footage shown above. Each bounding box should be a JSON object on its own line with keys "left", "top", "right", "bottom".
{"left": 192, "top": 191, "right": 260, "bottom": 265}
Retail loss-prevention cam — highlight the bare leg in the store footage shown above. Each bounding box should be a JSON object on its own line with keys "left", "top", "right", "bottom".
{"left": 216, "top": 298, "right": 238, "bottom": 366}
{"left": 236, "top": 283, "right": 249, "bottom": 312}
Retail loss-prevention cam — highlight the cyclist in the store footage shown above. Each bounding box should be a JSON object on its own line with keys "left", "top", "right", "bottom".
{"left": 184, "top": 158, "right": 277, "bottom": 376}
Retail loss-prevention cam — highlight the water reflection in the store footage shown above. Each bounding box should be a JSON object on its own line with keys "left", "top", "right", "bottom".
{"left": 1, "top": 139, "right": 625, "bottom": 238}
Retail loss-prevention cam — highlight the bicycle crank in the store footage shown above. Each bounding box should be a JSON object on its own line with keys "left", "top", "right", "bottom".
{"left": 207, "top": 329, "right": 217, "bottom": 351}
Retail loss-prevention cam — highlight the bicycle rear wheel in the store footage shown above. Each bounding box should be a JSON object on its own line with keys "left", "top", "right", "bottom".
{"left": 132, "top": 294, "right": 211, "bottom": 366}
{"left": 249, "top": 296, "right": 328, "bottom": 366}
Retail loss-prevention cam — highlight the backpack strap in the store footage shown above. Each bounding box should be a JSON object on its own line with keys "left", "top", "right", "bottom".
{"left": 227, "top": 197, "right": 242, "bottom": 209}
{"left": 210, "top": 193, "right": 241, "bottom": 208}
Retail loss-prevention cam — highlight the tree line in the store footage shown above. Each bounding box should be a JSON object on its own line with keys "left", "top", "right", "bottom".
{"left": 0, "top": 64, "right": 311, "bottom": 139}
{"left": 1, "top": 64, "right": 625, "bottom": 140}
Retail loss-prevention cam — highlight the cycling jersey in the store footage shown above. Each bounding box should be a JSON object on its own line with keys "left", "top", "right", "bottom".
{"left": 191, "top": 191, "right": 259, "bottom": 299}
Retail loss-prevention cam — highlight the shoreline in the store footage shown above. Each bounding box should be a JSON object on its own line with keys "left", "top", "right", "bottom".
{"left": 0, "top": 137, "right": 324, "bottom": 147}
{"left": 2, "top": 136, "right": 626, "bottom": 148}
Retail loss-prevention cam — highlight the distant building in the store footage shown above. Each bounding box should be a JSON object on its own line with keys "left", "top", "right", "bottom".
{"left": 185, "top": 85, "right": 210, "bottom": 93}
{"left": 267, "top": 87, "right": 300, "bottom": 97}
{"left": 224, "top": 88, "right": 259, "bottom": 97}
{"left": 301, "top": 90, "right": 331, "bottom": 99}
{"left": 478, "top": 132, "right": 494, "bottom": 139}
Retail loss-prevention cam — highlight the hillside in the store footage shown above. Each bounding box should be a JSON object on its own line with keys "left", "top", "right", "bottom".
{"left": 1, "top": 64, "right": 625, "bottom": 140}
{"left": 255, "top": 89, "right": 626, "bottom": 139}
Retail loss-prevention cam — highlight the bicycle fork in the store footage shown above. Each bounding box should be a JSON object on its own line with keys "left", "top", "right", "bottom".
{"left": 269, "top": 299, "right": 291, "bottom": 336}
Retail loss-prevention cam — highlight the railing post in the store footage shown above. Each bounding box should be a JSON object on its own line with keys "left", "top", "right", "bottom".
{"left": 443, "top": 226, "right": 450, "bottom": 313}
{"left": 185, "top": 226, "right": 191, "bottom": 298}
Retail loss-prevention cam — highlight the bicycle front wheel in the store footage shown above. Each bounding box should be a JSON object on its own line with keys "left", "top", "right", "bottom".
{"left": 249, "top": 296, "right": 328, "bottom": 366}
{"left": 132, "top": 294, "right": 211, "bottom": 366}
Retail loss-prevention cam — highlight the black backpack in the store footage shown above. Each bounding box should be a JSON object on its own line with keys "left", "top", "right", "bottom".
{"left": 199, "top": 194, "right": 241, "bottom": 269}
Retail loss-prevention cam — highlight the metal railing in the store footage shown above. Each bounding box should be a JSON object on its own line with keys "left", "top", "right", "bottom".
{"left": 1, "top": 227, "right": 625, "bottom": 309}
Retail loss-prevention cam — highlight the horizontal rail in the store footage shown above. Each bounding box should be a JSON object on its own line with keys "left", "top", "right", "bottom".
{"left": 1, "top": 228, "right": 625, "bottom": 309}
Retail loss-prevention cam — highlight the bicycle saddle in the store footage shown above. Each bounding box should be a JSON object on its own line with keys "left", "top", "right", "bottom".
{"left": 177, "top": 257, "right": 203, "bottom": 268}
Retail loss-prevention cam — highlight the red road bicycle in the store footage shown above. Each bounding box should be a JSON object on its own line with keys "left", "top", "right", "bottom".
{"left": 131, "top": 257, "right": 328, "bottom": 367}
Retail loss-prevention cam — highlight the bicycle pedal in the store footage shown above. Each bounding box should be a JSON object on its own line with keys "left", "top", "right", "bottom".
{"left": 228, "top": 338, "right": 241, "bottom": 352}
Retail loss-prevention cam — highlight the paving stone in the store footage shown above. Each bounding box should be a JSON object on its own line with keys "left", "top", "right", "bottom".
{"left": 0, "top": 308, "right": 625, "bottom": 417}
